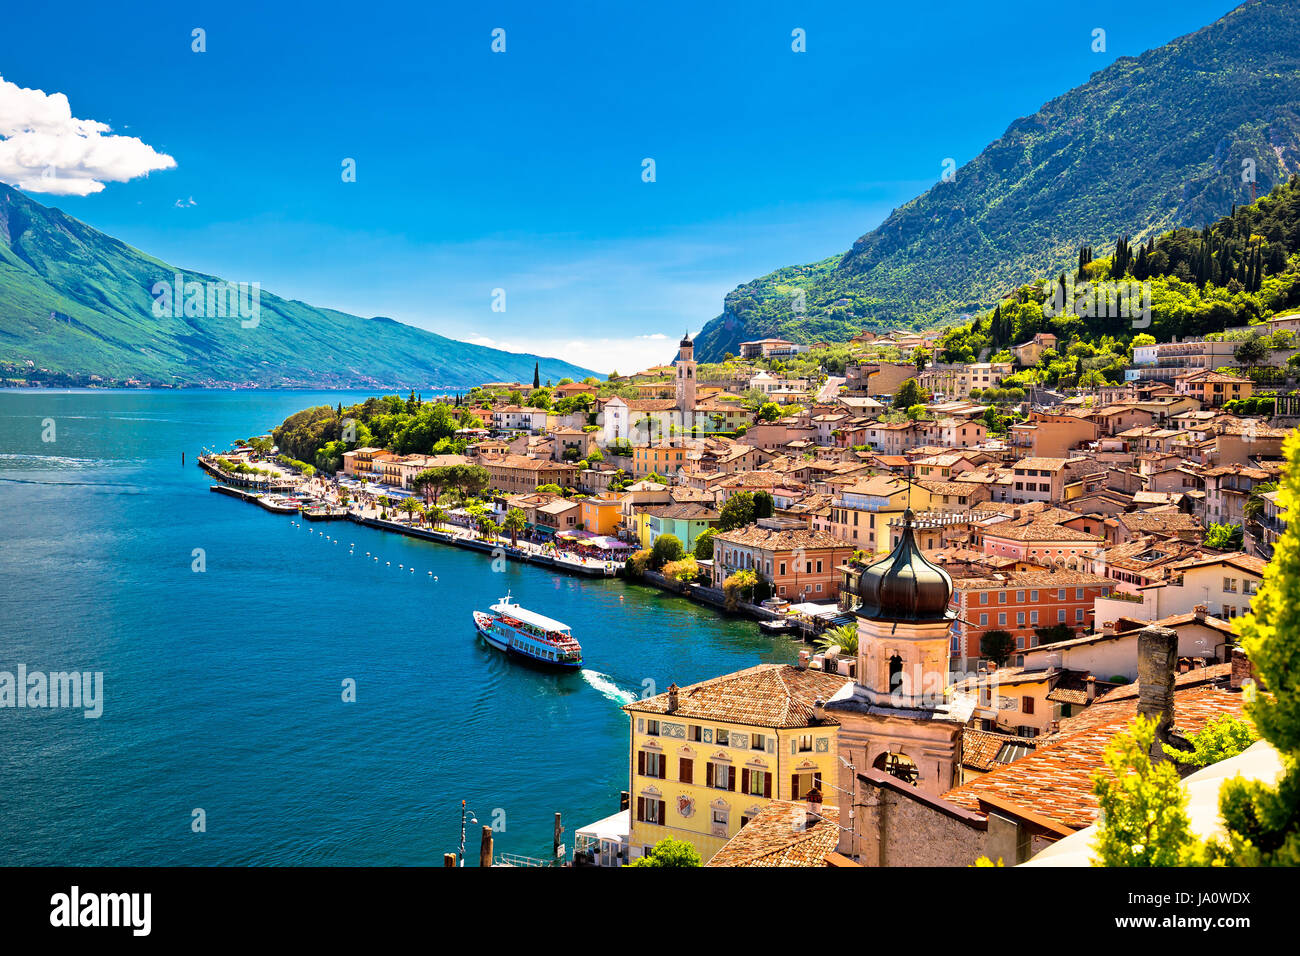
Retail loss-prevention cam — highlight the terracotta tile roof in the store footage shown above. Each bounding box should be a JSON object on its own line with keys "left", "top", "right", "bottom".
{"left": 706, "top": 801, "right": 842, "bottom": 867}
{"left": 669, "top": 487, "right": 715, "bottom": 503}
{"left": 952, "top": 569, "right": 1111, "bottom": 591}
{"left": 1168, "top": 551, "right": 1266, "bottom": 576}
{"left": 983, "top": 521, "right": 1103, "bottom": 543}
{"left": 715, "top": 472, "right": 804, "bottom": 490}
{"left": 1012, "top": 457, "right": 1071, "bottom": 471}
{"left": 641, "top": 502, "right": 719, "bottom": 521}
{"left": 491, "top": 455, "right": 578, "bottom": 472}
{"left": 1044, "top": 671, "right": 1122, "bottom": 705}
{"left": 712, "top": 525, "right": 851, "bottom": 553}
{"left": 917, "top": 480, "right": 976, "bottom": 498}
{"left": 963, "top": 728, "right": 1037, "bottom": 773}
{"left": 943, "top": 676, "right": 1245, "bottom": 829}
{"left": 1176, "top": 369, "right": 1251, "bottom": 384}
{"left": 1087, "top": 662, "right": 1232, "bottom": 708}
{"left": 623, "top": 663, "right": 849, "bottom": 728}
{"left": 1116, "top": 512, "right": 1202, "bottom": 536}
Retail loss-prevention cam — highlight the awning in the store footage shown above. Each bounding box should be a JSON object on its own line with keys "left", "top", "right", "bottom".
{"left": 786, "top": 602, "right": 841, "bottom": 619}
{"left": 575, "top": 809, "right": 630, "bottom": 843}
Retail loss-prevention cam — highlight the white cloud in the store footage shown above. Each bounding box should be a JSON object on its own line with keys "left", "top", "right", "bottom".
{"left": 0, "top": 76, "right": 176, "bottom": 196}
{"left": 483, "top": 333, "right": 685, "bottom": 375}
{"left": 174, "top": 196, "right": 197, "bottom": 208}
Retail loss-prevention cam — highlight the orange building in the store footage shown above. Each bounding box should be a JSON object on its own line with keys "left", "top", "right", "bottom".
{"left": 579, "top": 493, "right": 625, "bottom": 535}
{"left": 711, "top": 523, "right": 854, "bottom": 603}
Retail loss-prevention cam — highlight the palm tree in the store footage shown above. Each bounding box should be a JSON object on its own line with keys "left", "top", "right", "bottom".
{"left": 427, "top": 505, "right": 447, "bottom": 529}
{"left": 816, "top": 622, "right": 859, "bottom": 656}
{"left": 397, "top": 497, "right": 419, "bottom": 522}
{"left": 1244, "top": 481, "right": 1278, "bottom": 523}
{"left": 503, "top": 507, "right": 527, "bottom": 548}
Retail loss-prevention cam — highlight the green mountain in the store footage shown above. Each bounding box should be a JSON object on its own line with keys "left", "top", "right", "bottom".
{"left": 0, "top": 184, "right": 594, "bottom": 387}
{"left": 696, "top": 0, "right": 1300, "bottom": 361}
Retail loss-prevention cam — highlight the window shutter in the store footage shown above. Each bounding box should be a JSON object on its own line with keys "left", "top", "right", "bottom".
{"left": 658, "top": 756, "right": 666, "bottom": 779}
{"left": 815, "top": 772, "right": 823, "bottom": 789}
{"left": 791, "top": 774, "right": 800, "bottom": 799}
{"left": 705, "top": 762, "right": 713, "bottom": 788}
{"left": 680, "top": 758, "right": 693, "bottom": 784}
{"left": 636, "top": 797, "right": 645, "bottom": 822}
{"left": 658, "top": 800, "right": 666, "bottom": 824}
{"left": 764, "top": 773, "right": 772, "bottom": 799}
{"left": 638, "top": 751, "right": 645, "bottom": 777}
{"left": 741, "top": 768, "right": 750, "bottom": 795}
{"left": 728, "top": 766, "right": 736, "bottom": 791}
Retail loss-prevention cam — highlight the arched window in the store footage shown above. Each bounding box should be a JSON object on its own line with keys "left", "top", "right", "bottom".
{"left": 888, "top": 654, "right": 904, "bottom": 694}
{"left": 873, "top": 751, "right": 919, "bottom": 785}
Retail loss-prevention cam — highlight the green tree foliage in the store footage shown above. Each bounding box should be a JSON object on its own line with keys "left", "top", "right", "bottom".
{"left": 626, "top": 549, "right": 653, "bottom": 578}
{"left": 272, "top": 395, "right": 481, "bottom": 471}
{"left": 979, "top": 630, "right": 1015, "bottom": 666}
{"left": 661, "top": 556, "right": 700, "bottom": 585}
{"left": 1033, "top": 623, "right": 1075, "bottom": 646}
{"left": 1091, "top": 716, "right": 1199, "bottom": 867}
{"left": 1244, "top": 481, "right": 1278, "bottom": 522}
{"left": 628, "top": 837, "right": 701, "bottom": 868}
{"left": 718, "top": 491, "right": 757, "bottom": 531}
{"left": 1234, "top": 335, "right": 1268, "bottom": 366}
{"left": 1207, "top": 431, "right": 1300, "bottom": 865}
{"left": 1204, "top": 523, "right": 1244, "bottom": 550}
{"left": 693, "top": 528, "right": 717, "bottom": 561}
{"left": 503, "top": 507, "right": 527, "bottom": 547}
{"left": 816, "top": 622, "right": 859, "bottom": 656}
{"left": 650, "top": 534, "right": 685, "bottom": 569}
{"left": 893, "top": 378, "right": 927, "bottom": 409}
{"left": 753, "top": 491, "right": 775, "bottom": 520}
{"left": 722, "top": 570, "right": 760, "bottom": 610}
{"left": 1165, "top": 715, "right": 1258, "bottom": 769}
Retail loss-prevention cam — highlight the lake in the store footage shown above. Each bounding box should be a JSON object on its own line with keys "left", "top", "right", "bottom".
{"left": 0, "top": 389, "right": 791, "bottom": 865}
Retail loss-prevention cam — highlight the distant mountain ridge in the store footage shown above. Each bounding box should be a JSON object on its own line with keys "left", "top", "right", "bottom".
{"left": 0, "top": 183, "right": 594, "bottom": 387}
{"left": 695, "top": 0, "right": 1300, "bottom": 361}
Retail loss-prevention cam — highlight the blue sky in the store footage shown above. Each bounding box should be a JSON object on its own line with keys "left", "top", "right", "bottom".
{"left": 0, "top": 0, "right": 1237, "bottom": 371}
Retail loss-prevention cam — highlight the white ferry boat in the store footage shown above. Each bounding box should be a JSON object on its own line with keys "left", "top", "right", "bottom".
{"left": 472, "top": 592, "right": 583, "bottom": 669}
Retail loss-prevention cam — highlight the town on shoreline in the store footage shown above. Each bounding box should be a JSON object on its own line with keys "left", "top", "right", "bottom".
{"left": 199, "top": 313, "right": 1296, "bottom": 868}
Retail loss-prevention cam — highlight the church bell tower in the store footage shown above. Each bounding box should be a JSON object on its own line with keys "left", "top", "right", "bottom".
{"left": 675, "top": 332, "right": 696, "bottom": 412}
{"left": 824, "top": 509, "right": 969, "bottom": 799}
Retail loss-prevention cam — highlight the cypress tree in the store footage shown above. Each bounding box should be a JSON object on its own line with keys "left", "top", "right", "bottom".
{"left": 533, "top": 362, "right": 540, "bottom": 390}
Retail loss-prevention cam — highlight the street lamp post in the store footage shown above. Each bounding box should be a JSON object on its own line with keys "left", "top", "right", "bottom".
{"left": 458, "top": 800, "right": 478, "bottom": 867}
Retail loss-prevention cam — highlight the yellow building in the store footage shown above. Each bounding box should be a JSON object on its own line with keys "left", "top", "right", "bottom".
{"left": 578, "top": 493, "right": 624, "bottom": 535}
{"left": 828, "top": 475, "right": 933, "bottom": 556}
{"left": 622, "top": 663, "right": 847, "bottom": 863}
{"left": 631, "top": 506, "right": 656, "bottom": 548}
{"left": 631, "top": 443, "right": 690, "bottom": 479}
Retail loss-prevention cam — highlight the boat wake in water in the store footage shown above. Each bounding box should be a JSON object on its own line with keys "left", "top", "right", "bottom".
{"left": 581, "top": 669, "right": 638, "bottom": 706}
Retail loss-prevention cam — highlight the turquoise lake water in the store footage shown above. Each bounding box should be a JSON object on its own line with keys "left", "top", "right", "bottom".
{"left": 0, "top": 389, "right": 790, "bottom": 865}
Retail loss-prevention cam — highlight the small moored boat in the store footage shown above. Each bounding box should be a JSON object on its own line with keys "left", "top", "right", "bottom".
{"left": 472, "top": 592, "right": 582, "bottom": 668}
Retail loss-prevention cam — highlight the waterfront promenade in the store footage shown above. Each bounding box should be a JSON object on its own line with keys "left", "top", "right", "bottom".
{"left": 200, "top": 452, "right": 811, "bottom": 630}
{"left": 202, "top": 453, "right": 626, "bottom": 578}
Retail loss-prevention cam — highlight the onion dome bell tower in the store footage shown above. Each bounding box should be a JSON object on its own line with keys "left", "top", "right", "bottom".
{"left": 853, "top": 509, "right": 955, "bottom": 710}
